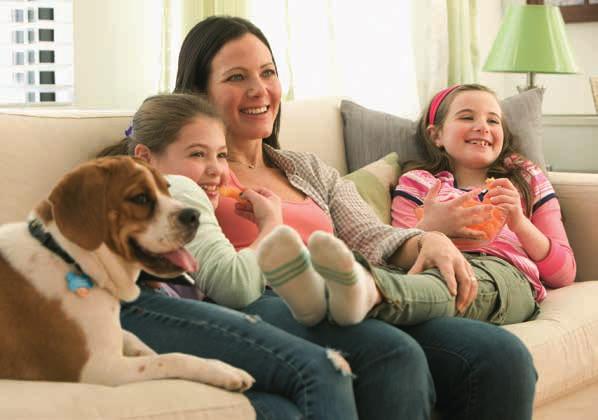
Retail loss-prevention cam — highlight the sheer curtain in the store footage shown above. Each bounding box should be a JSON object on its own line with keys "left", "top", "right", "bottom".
{"left": 447, "top": 0, "right": 480, "bottom": 85}
{"left": 159, "top": 0, "right": 478, "bottom": 118}
{"left": 249, "top": 0, "right": 421, "bottom": 118}
{"left": 159, "top": 0, "right": 249, "bottom": 92}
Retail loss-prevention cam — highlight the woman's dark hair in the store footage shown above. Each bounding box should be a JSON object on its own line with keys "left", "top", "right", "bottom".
{"left": 97, "top": 93, "right": 222, "bottom": 158}
{"left": 175, "top": 15, "right": 281, "bottom": 149}
{"left": 408, "top": 83, "right": 533, "bottom": 216}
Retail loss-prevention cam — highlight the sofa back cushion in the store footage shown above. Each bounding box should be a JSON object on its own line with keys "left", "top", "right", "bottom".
{"left": 279, "top": 97, "right": 347, "bottom": 174}
{"left": 341, "top": 88, "right": 546, "bottom": 173}
{"left": 0, "top": 111, "right": 132, "bottom": 224}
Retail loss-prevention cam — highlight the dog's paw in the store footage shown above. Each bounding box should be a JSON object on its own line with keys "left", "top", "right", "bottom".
{"left": 203, "top": 359, "right": 255, "bottom": 392}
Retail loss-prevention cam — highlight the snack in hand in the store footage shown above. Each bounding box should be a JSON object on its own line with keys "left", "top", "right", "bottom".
{"left": 415, "top": 178, "right": 506, "bottom": 247}
{"left": 219, "top": 186, "right": 248, "bottom": 203}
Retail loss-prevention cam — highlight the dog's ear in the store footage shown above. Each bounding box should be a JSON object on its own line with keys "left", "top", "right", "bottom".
{"left": 48, "top": 161, "right": 109, "bottom": 250}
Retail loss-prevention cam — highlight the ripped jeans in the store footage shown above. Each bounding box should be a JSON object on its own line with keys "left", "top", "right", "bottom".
{"left": 120, "top": 287, "right": 358, "bottom": 420}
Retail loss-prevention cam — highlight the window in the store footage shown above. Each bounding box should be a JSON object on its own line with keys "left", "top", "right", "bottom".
{"left": 37, "top": 7, "right": 53, "bottom": 20}
{"left": 38, "top": 28, "right": 53, "bottom": 42}
{"left": 1, "top": 0, "right": 73, "bottom": 105}
{"left": 39, "top": 50, "right": 54, "bottom": 63}
{"left": 13, "top": 72, "right": 25, "bottom": 84}
{"left": 39, "top": 71, "right": 54, "bottom": 84}
{"left": 12, "top": 8, "right": 24, "bottom": 22}
{"left": 13, "top": 51, "right": 24, "bottom": 65}
{"left": 13, "top": 30, "right": 24, "bottom": 44}
{"left": 39, "top": 92, "right": 56, "bottom": 102}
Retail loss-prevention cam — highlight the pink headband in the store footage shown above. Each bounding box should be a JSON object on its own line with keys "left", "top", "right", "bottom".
{"left": 428, "top": 85, "right": 460, "bottom": 125}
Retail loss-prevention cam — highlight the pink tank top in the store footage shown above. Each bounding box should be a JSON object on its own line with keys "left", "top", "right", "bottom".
{"left": 215, "top": 171, "right": 334, "bottom": 250}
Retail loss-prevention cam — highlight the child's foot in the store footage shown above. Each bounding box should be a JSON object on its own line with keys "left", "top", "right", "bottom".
{"left": 257, "top": 225, "right": 326, "bottom": 326}
{"left": 308, "top": 231, "right": 379, "bottom": 326}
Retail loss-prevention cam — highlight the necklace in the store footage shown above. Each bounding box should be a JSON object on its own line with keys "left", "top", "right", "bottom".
{"left": 227, "top": 157, "right": 259, "bottom": 169}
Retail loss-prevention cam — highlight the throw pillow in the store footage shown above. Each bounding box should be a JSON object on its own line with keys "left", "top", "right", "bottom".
{"left": 343, "top": 152, "right": 400, "bottom": 224}
{"left": 340, "top": 87, "right": 546, "bottom": 173}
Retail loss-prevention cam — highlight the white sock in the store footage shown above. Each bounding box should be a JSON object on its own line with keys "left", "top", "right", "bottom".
{"left": 308, "top": 231, "right": 378, "bottom": 326}
{"left": 257, "top": 225, "right": 326, "bottom": 326}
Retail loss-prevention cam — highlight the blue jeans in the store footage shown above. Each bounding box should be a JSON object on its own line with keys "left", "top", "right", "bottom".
{"left": 121, "top": 288, "right": 358, "bottom": 420}
{"left": 244, "top": 290, "right": 435, "bottom": 420}
{"left": 245, "top": 290, "right": 536, "bottom": 420}
{"left": 403, "top": 317, "right": 537, "bottom": 420}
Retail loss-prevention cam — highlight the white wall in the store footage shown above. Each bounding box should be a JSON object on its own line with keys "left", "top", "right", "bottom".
{"left": 73, "top": 0, "right": 162, "bottom": 109}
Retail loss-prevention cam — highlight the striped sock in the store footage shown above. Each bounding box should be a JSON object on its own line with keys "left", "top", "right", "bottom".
{"left": 308, "top": 231, "right": 377, "bottom": 326}
{"left": 257, "top": 225, "right": 326, "bottom": 326}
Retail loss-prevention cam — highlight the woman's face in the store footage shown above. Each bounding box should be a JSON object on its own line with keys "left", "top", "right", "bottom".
{"left": 144, "top": 116, "right": 229, "bottom": 208}
{"left": 206, "top": 33, "right": 281, "bottom": 145}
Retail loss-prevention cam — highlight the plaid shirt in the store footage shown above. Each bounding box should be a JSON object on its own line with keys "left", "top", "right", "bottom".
{"left": 265, "top": 145, "right": 422, "bottom": 264}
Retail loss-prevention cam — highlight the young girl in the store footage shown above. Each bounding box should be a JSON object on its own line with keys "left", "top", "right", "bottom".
{"left": 259, "top": 84, "right": 576, "bottom": 327}
{"left": 98, "top": 93, "right": 361, "bottom": 420}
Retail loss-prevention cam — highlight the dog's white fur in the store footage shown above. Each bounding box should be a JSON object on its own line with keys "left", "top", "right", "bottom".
{"left": 0, "top": 157, "right": 254, "bottom": 391}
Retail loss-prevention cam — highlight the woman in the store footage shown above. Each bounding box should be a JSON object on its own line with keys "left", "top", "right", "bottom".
{"left": 176, "top": 16, "right": 537, "bottom": 420}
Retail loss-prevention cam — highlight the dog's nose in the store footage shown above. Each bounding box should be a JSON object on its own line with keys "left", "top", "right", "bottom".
{"left": 177, "top": 208, "right": 200, "bottom": 230}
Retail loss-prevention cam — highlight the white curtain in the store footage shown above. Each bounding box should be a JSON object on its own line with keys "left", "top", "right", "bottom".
{"left": 160, "top": 0, "right": 249, "bottom": 93}
{"left": 158, "top": 0, "right": 478, "bottom": 118}
{"left": 250, "top": 0, "right": 421, "bottom": 118}
{"left": 412, "top": 0, "right": 449, "bottom": 108}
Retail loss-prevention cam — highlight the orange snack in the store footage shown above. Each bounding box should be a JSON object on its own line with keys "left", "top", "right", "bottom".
{"left": 414, "top": 182, "right": 506, "bottom": 248}
{"left": 219, "top": 186, "right": 248, "bottom": 203}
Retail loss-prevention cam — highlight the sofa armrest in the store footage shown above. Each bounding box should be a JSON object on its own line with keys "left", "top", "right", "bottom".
{"left": 548, "top": 171, "right": 598, "bottom": 282}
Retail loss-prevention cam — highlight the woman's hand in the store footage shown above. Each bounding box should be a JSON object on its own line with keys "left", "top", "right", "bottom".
{"left": 484, "top": 178, "right": 525, "bottom": 232}
{"left": 409, "top": 231, "right": 478, "bottom": 314}
{"left": 417, "top": 180, "right": 492, "bottom": 239}
{"left": 234, "top": 187, "right": 283, "bottom": 232}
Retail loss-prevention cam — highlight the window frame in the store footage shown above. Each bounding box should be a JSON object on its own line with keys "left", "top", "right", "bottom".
{"left": 527, "top": 0, "right": 598, "bottom": 23}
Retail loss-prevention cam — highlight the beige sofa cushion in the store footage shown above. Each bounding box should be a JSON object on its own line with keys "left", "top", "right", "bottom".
{"left": 1, "top": 111, "right": 133, "bottom": 224}
{"left": 0, "top": 379, "right": 255, "bottom": 420}
{"left": 505, "top": 281, "right": 598, "bottom": 406}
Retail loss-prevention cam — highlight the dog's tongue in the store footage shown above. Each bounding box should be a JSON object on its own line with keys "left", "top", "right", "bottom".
{"left": 161, "top": 248, "right": 199, "bottom": 273}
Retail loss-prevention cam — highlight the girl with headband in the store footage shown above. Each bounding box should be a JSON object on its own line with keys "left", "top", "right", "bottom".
{"left": 261, "top": 84, "right": 575, "bottom": 327}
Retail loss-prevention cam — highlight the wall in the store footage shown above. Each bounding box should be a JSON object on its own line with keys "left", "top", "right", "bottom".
{"left": 72, "top": 0, "right": 162, "bottom": 109}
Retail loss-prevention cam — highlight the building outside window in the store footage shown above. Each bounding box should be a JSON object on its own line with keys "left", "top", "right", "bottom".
{"left": 0, "top": 0, "right": 73, "bottom": 105}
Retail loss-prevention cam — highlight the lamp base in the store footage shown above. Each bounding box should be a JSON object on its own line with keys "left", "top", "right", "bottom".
{"left": 517, "top": 72, "right": 542, "bottom": 92}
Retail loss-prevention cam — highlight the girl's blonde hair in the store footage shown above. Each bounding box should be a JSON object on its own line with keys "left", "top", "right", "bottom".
{"left": 408, "top": 84, "right": 533, "bottom": 216}
{"left": 97, "top": 93, "right": 223, "bottom": 158}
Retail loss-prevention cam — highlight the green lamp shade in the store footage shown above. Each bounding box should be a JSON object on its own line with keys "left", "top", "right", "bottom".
{"left": 483, "top": 5, "right": 578, "bottom": 74}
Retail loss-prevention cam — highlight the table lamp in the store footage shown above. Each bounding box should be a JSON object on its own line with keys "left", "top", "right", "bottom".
{"left": 483, "top": 4, "right": 578, "bottom": 92}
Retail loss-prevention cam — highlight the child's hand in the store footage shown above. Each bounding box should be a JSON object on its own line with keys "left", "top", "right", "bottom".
{"left": 484, "top": 178, "right": 525, "bottom": 232}
{"left": 234, "top": 187, "right": 283, "bottom": 232}
{"left": 416, "top": 180, "right": 492, "bottom": 239}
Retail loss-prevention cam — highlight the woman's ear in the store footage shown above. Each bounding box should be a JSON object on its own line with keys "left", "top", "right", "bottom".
{"left": 133, "top": 144, "right": 152, "bottom": 163}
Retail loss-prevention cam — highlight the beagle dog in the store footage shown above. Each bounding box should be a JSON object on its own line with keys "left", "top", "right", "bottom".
{"left": 0, "top": 156, "right": 254, "bottom": 391}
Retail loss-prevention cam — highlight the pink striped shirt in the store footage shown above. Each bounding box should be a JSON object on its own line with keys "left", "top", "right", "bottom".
{"left": 391, "top": 162, "right": 576, "bottom": 302}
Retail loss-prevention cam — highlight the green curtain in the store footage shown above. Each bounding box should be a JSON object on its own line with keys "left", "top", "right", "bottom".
{"left": 447, "top": 0, "right": 479, "bottom": 85}
{"left": 180, "top": 0, "right": 249, "bottom": 36}
{"left": 160, "top": 0, "right": 250, "bottom": 92}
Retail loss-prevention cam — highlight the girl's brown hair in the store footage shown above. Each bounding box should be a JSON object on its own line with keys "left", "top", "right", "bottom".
{"left": 97, "top": 93, "right": 222, "bottom": 158}
{"left": 408, "top": 84, "right": 533, "bottom": 216}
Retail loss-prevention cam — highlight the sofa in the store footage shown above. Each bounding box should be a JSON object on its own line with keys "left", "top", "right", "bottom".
{"left": 1, "top": 97, "right": 598, "bottom": 419}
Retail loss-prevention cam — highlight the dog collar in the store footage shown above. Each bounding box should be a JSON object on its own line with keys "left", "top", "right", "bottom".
{"left": 28, "top": 219, "right": 93, "bottom": 297}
